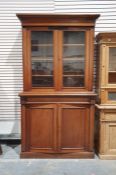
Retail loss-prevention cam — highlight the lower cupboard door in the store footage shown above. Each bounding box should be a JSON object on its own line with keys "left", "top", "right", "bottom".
{"left": 58, "top": 104, "right": 90, "bottom": 152}
{"left": 25, "top": 104, "right": 57, "bottom": 152}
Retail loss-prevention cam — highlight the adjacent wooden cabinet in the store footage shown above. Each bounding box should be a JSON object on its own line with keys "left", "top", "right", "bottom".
{"left": 96, "top": 33, "right": 116, "bottom": 159}
{"left": 17, "top": 14, "right": 99, "bottom": 158}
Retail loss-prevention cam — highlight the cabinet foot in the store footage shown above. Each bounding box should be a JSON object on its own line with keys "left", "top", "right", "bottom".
{"left": 98, "top": 154, "right": 116, "bottom": 160}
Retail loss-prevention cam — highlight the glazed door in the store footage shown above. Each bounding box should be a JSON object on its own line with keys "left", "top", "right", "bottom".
{"left": 62, "top": 31, "right": 85, "bottom": 88}
{"left": 23, "top": 104, "right": 57, "bottom": 153}
{"left": 107, "top": 46, "right": 116, "bottom": 86}
{"left": 31, "top": 30, "right": 55, "bottom": 89}
{"left": 58, "top": 29, "right": 92, "bottom": 91}
{"left": 58, "top": 104, "right": 91, "bottom": 152}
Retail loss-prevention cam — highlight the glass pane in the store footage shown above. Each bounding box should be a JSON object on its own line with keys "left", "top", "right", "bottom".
{"left": 63, "top": 31, "right": 85, "bottom": 87}
{"left": 31, "top": 31, "right": 54, "bottom": 87}
{"left": 32, "top": 61, "right": 53, "bottom": 75}
{"left": 108, "top": 92, "right": 116, "bottom": 101}
{"left": 63, "top": 77, "right": 84, "bottom": 87}
{"left": 32, "top": 76, "right": 53, "bottom": 87}
{"left": 108, "top": 47, "right": 116, "bottom": 84}
{"left": 63, "top": 60, "right": 84, "bottom": 75}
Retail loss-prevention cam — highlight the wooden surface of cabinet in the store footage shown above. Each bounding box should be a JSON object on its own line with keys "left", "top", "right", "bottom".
{"left": 96, "top": 33, "right": 116, "bottom": 159}
{"left": 17, "top": 14, "right": 99, "bottom": 158}
{"left": 96, "top": 33, "right": 116, "bottom": 104}
{"left": 21, "top": 96, "right": 95, "bottom": 158}
{"left": 95, "top": 106, "right": 116, "bottom": 159}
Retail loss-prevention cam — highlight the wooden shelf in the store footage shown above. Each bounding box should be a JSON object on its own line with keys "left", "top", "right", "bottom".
{"left": 109, "top": 71, "right": 116, "bottom": 73}
{"left": 32, "top": 57, "right": 52, "bottom": 61}
{"left": 32, "top": 74, "right": 53, "bottom": 77}
{"left": 63, "top": 44, "right": 84, "bottom": 46}
{"left": 63, "top": 58, "right": 84, "bottom": 61}
{"left": 32, "top": 44, "right": 53, "bottom": 46}
{"left": 32, "top": 59, "right": 52, "bottom": 62}
{"left": 63, "top": 74, "right": 84, "bottom": 77}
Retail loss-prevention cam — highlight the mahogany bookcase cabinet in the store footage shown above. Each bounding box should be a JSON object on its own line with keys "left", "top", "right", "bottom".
{"left": 17, "top": 14, "right": 99, "bottom": 158}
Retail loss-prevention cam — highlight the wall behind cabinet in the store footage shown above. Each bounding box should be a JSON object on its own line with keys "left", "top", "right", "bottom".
{"left": 0, "top": 0, "right": 116, "bottom": 138}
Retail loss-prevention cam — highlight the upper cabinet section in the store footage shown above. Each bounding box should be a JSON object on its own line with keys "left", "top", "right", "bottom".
{"left": 97, "top": 33, "right": 116, "bottom": 87}
{"left": 17, "top": 14, "right": 99, "bottom": 92}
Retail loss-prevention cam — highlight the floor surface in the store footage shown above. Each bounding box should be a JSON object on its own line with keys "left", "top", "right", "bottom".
{"left": 0, "top": 144, "right": 116, "bottom": 175}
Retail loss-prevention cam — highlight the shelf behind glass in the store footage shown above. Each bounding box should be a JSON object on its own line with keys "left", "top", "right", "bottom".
{"left": 63, "top": 75, "right": 84, "bottom": 77}
{"left": 63, "top": 60, "right": 84, "bottom": 75}
{"left": 63, "top": 76, "right": 84, "bottom": 87}
{"left": 32, "top": 61, "right": 53, "bottom": 75}
{"left": 32, "top": 44, "right": 53, "bottom": 46}
{"left": 63, "top": 44, "right": 84, "bottom": 46}
{"left": 63, "top": 58, "right": 84, "bottom": 62}
{"left": 32, "top": 57, "right": 53, "bottom": 61}
{"left": 32, "top": 76, "right": 53, "bottom": 87}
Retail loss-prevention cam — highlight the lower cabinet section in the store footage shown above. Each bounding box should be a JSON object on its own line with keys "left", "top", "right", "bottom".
{"left": 21, "top": 97, "right": 95, "bottom": 158}
{"left": 96, "top": 107, "right": 116, "bottom": 159}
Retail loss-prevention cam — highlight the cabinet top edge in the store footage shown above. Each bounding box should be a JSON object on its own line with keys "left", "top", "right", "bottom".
{"left": 16, "top": 13, "right": 100, "bottom": 18}
{"left": 16, "top": 13, "right": 100, "bottom": 27}
{"left": 96, "top": 32, "right": 116, "bottom": 41}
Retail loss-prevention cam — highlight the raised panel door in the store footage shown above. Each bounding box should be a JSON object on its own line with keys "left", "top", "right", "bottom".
{"left": 102, "top": 112, "right": 116, "bottom": 155}
{"left": 24, "top": 104, "right": 57, "bottom": 153}
{"left": 58, "top": 104, "right": 91, "bottom": 152}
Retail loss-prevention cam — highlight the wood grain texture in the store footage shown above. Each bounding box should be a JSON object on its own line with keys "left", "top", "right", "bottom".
{"left": 59, "top": 104, "right": 88, "bottom": 150}
{"left": 96, "top": 33, "right": 116, "bottom": 159}
{"left": 96, "top": 107, "right": 116, "bottom": 159}
{"left": 18, "top": 14, "right": 98, "bottom": 158}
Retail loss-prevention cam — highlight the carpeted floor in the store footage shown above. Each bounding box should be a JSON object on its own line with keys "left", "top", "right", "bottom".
{"left": 0, "top": 144, "right": 116, "bottom": 175}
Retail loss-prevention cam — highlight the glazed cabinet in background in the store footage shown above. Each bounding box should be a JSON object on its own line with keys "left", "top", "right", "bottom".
{"left": 17, "top": 14, "right": 99, "bottom": 158}
{"left": 96, "top": 33, "right": 116, "bottom": 159}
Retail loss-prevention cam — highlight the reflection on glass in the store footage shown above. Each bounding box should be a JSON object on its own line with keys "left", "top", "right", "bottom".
{"left": 63, "top": 60, "right": 84, "bottom": 75}
{"left": 32, "top": 61, "right": 53, "bottom": 75}
{"left": 32, "top": 76, "right": 53, "bottom": 87}
{"left": 63, "top": 31, "right": 85, "bottom": 87}
{"left": 31, "top": 31, "right": 53, "bottom": 87}
{"left": 108, "top": 92, "right": 116, "bottom": 101}
{"left": 64, "top": 31, "right": 85, "bottom": 44}
{"left": 63, "top": 77, "right": 84, "bottom": 87}
{"left": 108, "top": 47, "right": 116, "bottom": 84}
